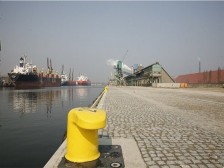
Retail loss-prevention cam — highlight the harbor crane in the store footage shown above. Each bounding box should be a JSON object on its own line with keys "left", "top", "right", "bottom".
{"left": 113, "top": 50, "right": 135, "bottom": 86}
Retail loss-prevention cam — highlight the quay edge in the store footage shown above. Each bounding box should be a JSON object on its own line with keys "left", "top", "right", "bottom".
{"left": 44, "top": 87, "right": 146, "bottom": 168}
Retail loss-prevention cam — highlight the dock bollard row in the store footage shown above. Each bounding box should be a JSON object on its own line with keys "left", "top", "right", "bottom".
{"left": 65, "top": 108, "right": 106, "bottom": 163}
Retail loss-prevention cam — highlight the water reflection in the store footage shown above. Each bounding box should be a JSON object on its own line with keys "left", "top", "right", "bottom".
{"left": 8, "top": 86, "right": 92, "bottom": 117}
{"left": 12, "top": 92, "right": 38, "bottom": 114}
{"left": 9, "top": 89, "right": 61, "bottom": 117}
{"left": 61, "top": 87, "right": 74, "bottom": 107}
{"left": 77, "top": 87, "right": 88, "bottom": 98}
{"left": 0, "top": 86, "right": 104, "bottom": 168}
{"left": 76, "top": 86, "right": 91, "bottom": 107}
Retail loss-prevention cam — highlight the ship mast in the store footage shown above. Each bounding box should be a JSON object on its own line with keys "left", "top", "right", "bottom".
{"left": 72, "top": 68, "right": 74, "bottom": 81}
{"left": 50, "top": 59, "right": 53, "bottom": 73}
{"left": 69, "top": 68, "right": 71, "bottom": 80}
{"left": 61, "top": 65, "right": 64, "bottom": 74}
{"left": 47, "top": 58, "right": 50, "bottom": 73}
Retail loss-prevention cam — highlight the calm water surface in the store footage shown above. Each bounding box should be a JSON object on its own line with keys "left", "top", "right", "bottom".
{"left": 0, "top": 86, "right": 104, "bottom": 168}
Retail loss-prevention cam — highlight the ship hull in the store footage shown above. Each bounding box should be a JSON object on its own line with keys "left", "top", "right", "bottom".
{"left": 61, "top": 80, "right": 76, "bottom": 86}
{"left": 8, "top": 73, "right": 61, "bottom": 89}
{"left": 77, "top": 80, "right": 91, "bottom": 86}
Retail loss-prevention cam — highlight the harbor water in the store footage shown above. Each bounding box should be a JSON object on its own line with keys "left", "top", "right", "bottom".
{"left": 0, "top": 86, "right": 104, "bottom": 168}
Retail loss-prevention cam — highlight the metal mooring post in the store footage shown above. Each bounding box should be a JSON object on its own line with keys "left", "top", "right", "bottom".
{"left": 104, "top": 85, "right": 108, "bottom": 93}
{"left": 65, "top": 108, "right": 106, "bottom": 163}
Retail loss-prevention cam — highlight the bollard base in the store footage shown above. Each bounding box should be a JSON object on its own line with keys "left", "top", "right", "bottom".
{"left": 58, "top": 145, "right": 125, "bottom": 168}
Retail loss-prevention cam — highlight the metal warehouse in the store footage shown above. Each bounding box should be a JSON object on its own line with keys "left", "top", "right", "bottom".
{"left": 124, "top": 62, "right": 174, "bottom": 86}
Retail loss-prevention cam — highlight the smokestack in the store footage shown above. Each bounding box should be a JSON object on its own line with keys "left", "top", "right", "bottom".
{"left": 198, "top": 57, "right": 201, "bottom": 73}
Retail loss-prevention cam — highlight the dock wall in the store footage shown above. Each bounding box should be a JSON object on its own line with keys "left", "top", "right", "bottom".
{"left": 152, "top": 83, "right": 181, "bottom": 88}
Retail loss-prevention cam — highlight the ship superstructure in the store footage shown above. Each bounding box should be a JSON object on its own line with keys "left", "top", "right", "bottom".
{"left": 77, "top": 74, "right": 91, "bottom": 86}
{"left": 61, "top": 66, "right": 76, "bottom": 86}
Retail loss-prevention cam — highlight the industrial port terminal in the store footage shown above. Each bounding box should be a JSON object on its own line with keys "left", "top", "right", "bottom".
{"left": 1, "top": 55, "right": 224, "bottom": 168}
{"left": 1, "top": 57, "right": 224, "bottom": 167}
{"left": 1, "top": 2, "right": 224, "bottom": 168}
{"left": 1, "top": 55, "right": 224, "bottom": 88}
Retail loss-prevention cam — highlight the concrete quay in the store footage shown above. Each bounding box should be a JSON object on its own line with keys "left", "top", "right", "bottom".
{"left": 99, "top": 86, "right": 224, "bottom": 168}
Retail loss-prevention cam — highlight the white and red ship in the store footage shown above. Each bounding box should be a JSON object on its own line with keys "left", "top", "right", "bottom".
{"left": 76, "top": 74, "right": 91, "bottom": 86}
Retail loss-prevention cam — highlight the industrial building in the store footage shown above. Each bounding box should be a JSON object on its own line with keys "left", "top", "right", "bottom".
{"left": 175, "top": 68, "right": 224, "bottom": 84}
{"left": 124, "top": 62, "right": 174, "bottom": 86}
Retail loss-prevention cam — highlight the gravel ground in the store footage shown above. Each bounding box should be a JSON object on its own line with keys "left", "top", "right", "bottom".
{"left": 99, "top": 86, "right": 224, "bottom": 168}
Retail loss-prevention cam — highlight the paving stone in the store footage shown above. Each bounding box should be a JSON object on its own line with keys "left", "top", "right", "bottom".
{"left": 166, "top": 160, "right": 176, "bottom": 165}
{"left": 146, "top": 160, "right": 156, "bottom": 166}
{"left": 101, "top": 86, "right": 224, "bottom": 168}
{"left": 152, "top": 157, "right": 161, "bottom": 161}
{"left": 206, "top": 164, "right": 217, "bottom": 168}
{"left": 197, "top": 164, "right": 208, "bottom": 168}
{"left": 149, "top": 165, "right": 160, "bottom": 168}
{"left": 157, "top": 160, "right": 166, "bottom": 165}
{"left": 214, "top": 164, "right": 223, "bottom": 168}
{"left": 182, "top": 159, "right": 192, "bottom": 165}
{"left": 144, "top": 157, "right": 151, "bottom": 162}
{"left": 189, "top": 165, "right": 199, "bottom": 168}
{"left": 161, "top": 166, "right": 170, "bottom": 168}
{"left": 180, "top": 165, "right": 191, "bottom": 168}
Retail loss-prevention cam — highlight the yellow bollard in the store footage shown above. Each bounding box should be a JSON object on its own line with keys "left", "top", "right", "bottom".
{"left": 65, "top": 108, "right": 106, "bottom": 163}
{"left": 104, "top": 85, "right": 108, "bottom": 93}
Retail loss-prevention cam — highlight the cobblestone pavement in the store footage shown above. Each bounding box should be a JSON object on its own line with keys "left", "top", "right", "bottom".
{"left": 99, "top": 86, "right": 224, "bottom": 168}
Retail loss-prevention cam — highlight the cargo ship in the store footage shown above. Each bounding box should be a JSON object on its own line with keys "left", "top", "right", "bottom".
{"left": 8, "top": 57, "right": 61, "bottom": 89}
{"left": 61, "top": 73, "right": 69, "bottom": 86}
{"left": 77, "top": 74, "right": 91, "bottom": 86}
{"left": 61, "top": 66, "right": 76, "bottom": 86}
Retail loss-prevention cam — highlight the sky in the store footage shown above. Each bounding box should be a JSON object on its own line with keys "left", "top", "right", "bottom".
{"left": 0, "top": 1, "right": 224, "bottom": 82}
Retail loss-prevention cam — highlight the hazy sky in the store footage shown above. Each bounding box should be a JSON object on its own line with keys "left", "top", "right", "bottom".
{"left": 0, "top": 1, "right": 224, "bottom": 82}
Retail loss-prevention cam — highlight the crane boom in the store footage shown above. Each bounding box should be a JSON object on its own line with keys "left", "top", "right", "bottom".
{"left": 122, "top": 50, "right": 128, "bottom": 62}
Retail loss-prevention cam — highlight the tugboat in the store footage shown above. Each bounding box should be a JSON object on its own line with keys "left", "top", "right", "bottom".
{"left": 76, "top": 74, "right": 91, "bottom": 86}
{"left": 8, "top": 56, "right": 61, "bottom": 89}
